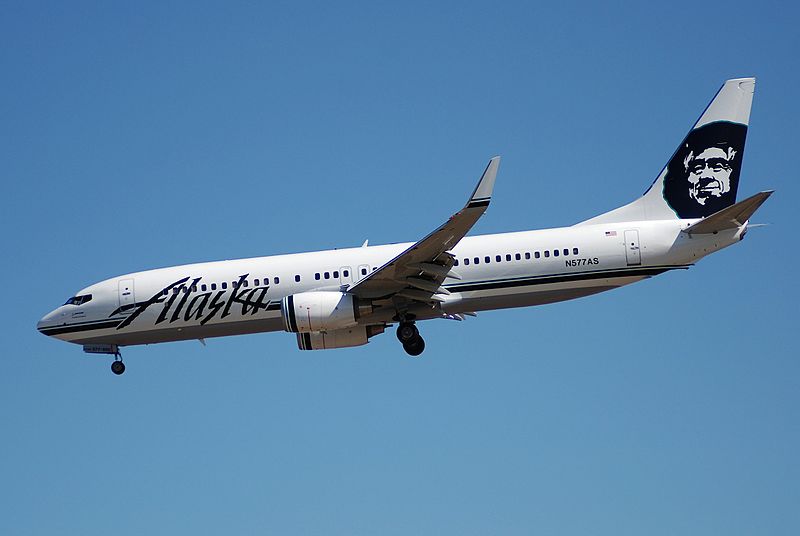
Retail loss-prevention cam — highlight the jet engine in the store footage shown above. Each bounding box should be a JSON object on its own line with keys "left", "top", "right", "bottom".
{"left": 281, "top": 291, "right": 372, "bottom": 333}
{"left": 296, "top": 325, "right": 385, "bottom": 350}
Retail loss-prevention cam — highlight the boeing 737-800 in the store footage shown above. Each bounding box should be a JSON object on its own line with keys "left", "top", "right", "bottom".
{"left": 37, "top": 78, "right": 772, "bottom": 375}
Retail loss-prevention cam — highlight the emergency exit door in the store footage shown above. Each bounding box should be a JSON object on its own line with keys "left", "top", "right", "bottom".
{"left": 624, "top": 230, "right": 641, "bottom": 266}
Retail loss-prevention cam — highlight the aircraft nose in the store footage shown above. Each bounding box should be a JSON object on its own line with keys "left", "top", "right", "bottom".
{"left": 37, "top": 308, "right": 62, "bottom": 336}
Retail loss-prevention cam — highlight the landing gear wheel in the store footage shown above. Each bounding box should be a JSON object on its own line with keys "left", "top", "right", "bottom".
{"left": 403, "top": 336, "right": 425, "bottom": 357}
{"left": 111, "top": 360, "right": 126, "bottom": 375}
{"left": 396, "top": 322, "right": 419, "bottom": 343}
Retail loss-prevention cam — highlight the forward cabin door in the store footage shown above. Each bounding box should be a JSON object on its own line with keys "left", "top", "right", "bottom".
{"left": 118, "top": 279, "right": 136, "bottom": 312}
{"left": 624, "top": 230, "right": 641, "bottom": 266}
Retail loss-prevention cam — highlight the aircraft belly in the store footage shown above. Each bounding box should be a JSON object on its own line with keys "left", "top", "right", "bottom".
{"left": 70, "top": 316, "right": 285, "bottom": 346}
{"left": 445, "top": 274, "right": 648, "bottom": 313}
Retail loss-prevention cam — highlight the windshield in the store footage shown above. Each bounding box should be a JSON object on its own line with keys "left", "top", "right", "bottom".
{"left": 64, "top": 294, "right": 92, "bottom": 306}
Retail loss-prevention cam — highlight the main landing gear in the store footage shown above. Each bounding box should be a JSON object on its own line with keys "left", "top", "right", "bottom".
{"left": 397, "top": 322, "right": 425, "bottom": 357}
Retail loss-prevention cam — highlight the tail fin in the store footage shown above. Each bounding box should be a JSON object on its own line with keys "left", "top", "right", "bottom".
{"left": 579, "top": 78, "right": 755, "bottom": 225}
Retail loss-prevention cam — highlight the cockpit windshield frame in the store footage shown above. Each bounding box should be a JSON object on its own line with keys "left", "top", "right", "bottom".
{"left": 64, "top": 294, "right": 92, "bottom": 306}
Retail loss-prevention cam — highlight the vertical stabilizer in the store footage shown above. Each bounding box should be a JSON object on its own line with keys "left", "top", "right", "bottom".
{"left": 578, "top": 78, "right": 755, "bottom": 225}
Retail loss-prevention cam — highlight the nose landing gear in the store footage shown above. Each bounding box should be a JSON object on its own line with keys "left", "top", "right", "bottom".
{"left": 111, "top": 358, "right": 126, "bottom": 375}
{"left": 396, "top": 322, "right": 425, "bottom": 357}
{"left": 83, "top": 344, "right": 126, "bottom": 375}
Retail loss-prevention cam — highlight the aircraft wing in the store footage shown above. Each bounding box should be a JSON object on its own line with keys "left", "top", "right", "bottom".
{"left": 348, "top": 157, "right": 500, "bottom": 302}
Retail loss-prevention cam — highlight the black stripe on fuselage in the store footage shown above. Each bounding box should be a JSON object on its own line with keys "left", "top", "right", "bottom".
{"left": 38, "top": 319, "right": 125, "bottom": 336}
{"left": 445, "top": 266, "right": 685, "bottom": 293}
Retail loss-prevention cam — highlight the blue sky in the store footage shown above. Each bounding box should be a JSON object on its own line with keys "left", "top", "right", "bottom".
{"left": 2, "top": 1, "right": 798, "bottom": 534}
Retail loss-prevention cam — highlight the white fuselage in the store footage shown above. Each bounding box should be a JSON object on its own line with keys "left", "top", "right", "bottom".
{"left": 37, "top": 219, "right": 742, "bottom": 347}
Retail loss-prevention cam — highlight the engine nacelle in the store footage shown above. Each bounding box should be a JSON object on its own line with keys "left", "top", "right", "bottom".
{"left": 281, "top": 291, "right": 371, "bottom": 333}
{"left": 296, "top": 325, "right": 385, "bottom": 350}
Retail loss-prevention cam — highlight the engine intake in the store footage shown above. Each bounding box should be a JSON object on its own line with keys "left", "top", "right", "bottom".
{"left": 281, "top": 291, "right": 371, "bottom": 333}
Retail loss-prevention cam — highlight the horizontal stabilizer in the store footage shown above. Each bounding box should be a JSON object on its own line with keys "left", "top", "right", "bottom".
{"left": 682, "top": 191, "right": 773, "bottom": 235}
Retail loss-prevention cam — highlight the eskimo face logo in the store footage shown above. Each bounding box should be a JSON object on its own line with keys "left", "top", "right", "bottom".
{"left": 663, "top": 121, "right": 747, "bottom": 219}
{"left": 685, "top": 145, "right": 736, "bottom": 204}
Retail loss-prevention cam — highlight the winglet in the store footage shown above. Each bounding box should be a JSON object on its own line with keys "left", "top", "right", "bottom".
{"left": 467, "top": 156, "right": 500, "bottom": 208}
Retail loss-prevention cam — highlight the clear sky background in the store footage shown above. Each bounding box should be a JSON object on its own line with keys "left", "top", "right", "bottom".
{"left": 1, "top": 1, "right": 798, "bottom": 534}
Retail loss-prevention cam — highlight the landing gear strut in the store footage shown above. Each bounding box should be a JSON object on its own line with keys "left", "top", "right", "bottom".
{"left": 397, "top": 322, "right": 425, "bottom": 357}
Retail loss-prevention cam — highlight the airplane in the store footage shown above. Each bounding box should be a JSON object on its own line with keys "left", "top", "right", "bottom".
{"left": 37, "top": 78, "right": 772, "bottom": 375}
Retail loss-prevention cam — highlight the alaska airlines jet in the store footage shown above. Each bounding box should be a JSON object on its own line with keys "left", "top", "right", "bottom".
{"left": 38, "top": 78, "right": 772, "bottom": 375}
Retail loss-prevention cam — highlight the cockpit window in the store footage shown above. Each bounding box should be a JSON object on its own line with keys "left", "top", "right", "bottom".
{"left": 64, "top": 294, "right": 92, "bottom": 306}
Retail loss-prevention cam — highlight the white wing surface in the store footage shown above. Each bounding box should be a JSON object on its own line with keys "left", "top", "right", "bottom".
{"left": 348, "top": 157, "right": 500, "bottom": 303}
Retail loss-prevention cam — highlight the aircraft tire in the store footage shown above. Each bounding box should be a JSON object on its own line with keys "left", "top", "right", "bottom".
{"left": 111, "top": 361, "right": 126, "bottom": 375}
{"left": 396, "top": 323, "right": 419, "bottom": 343}
{"left": 403, "top": 336, "right": 425, "bottom": 357}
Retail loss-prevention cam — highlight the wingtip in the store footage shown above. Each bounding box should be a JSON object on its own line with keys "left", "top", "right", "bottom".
{"left": 469, "top": 156, "right": 500, "bottom": 204}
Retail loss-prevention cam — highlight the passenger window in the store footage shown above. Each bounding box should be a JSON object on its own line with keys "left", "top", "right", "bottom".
{"left": 525, "top": 252, "right": 531, "bottom": 260}
{"left": 535, "top": 251, "right": 540, "bottom": 259}
{"left": 506, "top": 254, "right": 512, "bottom": 261}
{"left": 211, "top": 283, "right": 217, "bottom": 290}
{"left": 232, "top": 281, "right": 238, "bottom": 289}
{"left": 474, "top": 257, "right": 480, "bottom": 265}
{"left": 361, "top": 267, "right": 368, "bottom": 275}
{"left": 454, "top": 259, "right": 459, "bottom": 266}
{"left": 201, "top": 284, "right": 207, "bottom": 292}
{"left": 254, "top": 279, "right": 260, "bottom": 286}
{"left": 515, "top": 253, "right": 521, "bottom": 261}
{"left": 295, "top": 275, "right": 301, "bottom": 282}
{"left": 484, "top": 256, "right": 490, "bottom": 263}
{"left": 554, "top": 249, "right": 560, "bottom": 257}
{"left": 333, "top": 271, "right": 339, "bottom": 278}
{"left": 496, "top": 255, "right": 501, "bottom": 262}
{"left": 324, "top": 272, "right": 330, "bottom": 279}
{"left": 162, "top": 289, "right": 168, "bottom": 296}
{"left": 274, "top": 277, "right": 280, "bottom": 284}
{"left": 464, "top": 258, "right": 470, "bottom": 265}
{"left": 315, "top": 273, "right": 321, "bottom": 280}
{"left": 544, "top": 251, "right": 550, "bottom": 258}
{"left": 343, "top": 270, "right": 349, "bottom": 277}
{"left": 563, "top": 248, "right": 569, "bottom": 256}
{"left": 573, "top": 247, "right": 579, "bottom": 255}
{"left": 242, "top": 280, "right": 249, "bottom": 288}
{"left": 222, "top": 282, "right": 228, "bottom": 289}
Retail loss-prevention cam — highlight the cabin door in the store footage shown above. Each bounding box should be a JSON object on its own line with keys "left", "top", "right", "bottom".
{"left": 624, "top": 230, "right": 641, "bottom": 266}
{"left": 118, "top": 279, "right": 136, "bottom": 311}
